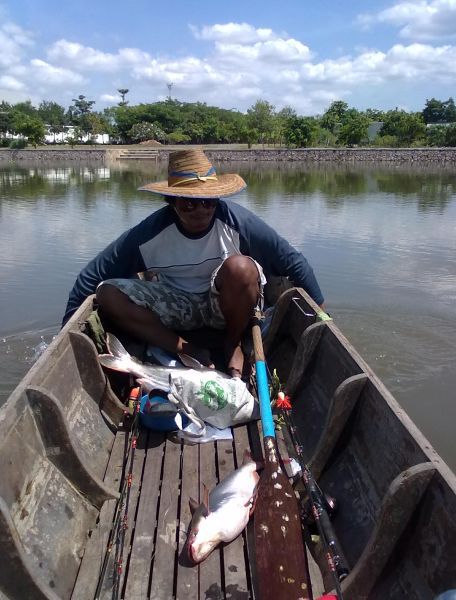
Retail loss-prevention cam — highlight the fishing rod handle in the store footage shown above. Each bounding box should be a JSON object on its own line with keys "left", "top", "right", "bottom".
{"left": 315, "top": 504, "right": 350, "bottom": 581}
{"left": 255, "top": 357, "right": 275, "bottom": 439}
{"left": 252, "top": 318, "right": 275, "bottom": 439}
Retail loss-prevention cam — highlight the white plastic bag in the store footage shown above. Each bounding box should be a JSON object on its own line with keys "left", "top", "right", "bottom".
{"left": 167, "top": 371, "right": 259, "bottom": 437}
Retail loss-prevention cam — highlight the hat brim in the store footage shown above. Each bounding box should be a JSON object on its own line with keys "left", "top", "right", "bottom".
{"left": 138, "top": 173, "right": 246, "bottom": 199}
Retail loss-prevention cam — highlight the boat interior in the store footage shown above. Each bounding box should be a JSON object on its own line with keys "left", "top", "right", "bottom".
{"left": 0, "top": 288, "right": 455, "bottom": 599}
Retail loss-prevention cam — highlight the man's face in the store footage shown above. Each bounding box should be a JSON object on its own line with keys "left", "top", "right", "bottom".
{"left": 172, "top": 197, "right": 218, "bottom": 234}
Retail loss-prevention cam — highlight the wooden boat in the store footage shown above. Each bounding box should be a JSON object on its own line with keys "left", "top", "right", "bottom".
{"left": 0, "top": 287, "right": 455, "bottom": 600}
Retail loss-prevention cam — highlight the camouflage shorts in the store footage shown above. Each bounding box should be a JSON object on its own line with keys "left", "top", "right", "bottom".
{"left": 98, "top": 259, "right": 265, "bottom": 331}
{"left": 97, "top": 278, "right": 226, "bottom": 330}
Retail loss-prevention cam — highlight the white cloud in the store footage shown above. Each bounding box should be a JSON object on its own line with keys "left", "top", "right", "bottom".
{"left": 358, "top": 0, "right": 456, "bottom": 40}
{"left": 30, "top": 59, "right": 85, "bottom": 85}
{"left": 100, "top": 93, "right": 120, "bottom": 103}
{"left": 0, "top": 21, "right": 34, "bottom": 68}
{"left": 39, "top": 34, "right": 456, "bottom": 113}
{"left": 191, "top": 23, "right": 275, "bottom": 44}
{"left": 1, "top": 15, "right": 456, "bottom": 114}
{"left": 215, "top": 38, "right": 312, "bottom": 65}
{"left": 47, "top": 40, "right": 120, "bottom": 71}
{"left": 0, "top": 74, "right": 25, "bottom": 91}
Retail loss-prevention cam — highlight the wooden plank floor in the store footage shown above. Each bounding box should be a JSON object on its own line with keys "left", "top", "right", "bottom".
{"left": 74, "top": 420, "right": 324, "bottom": 600}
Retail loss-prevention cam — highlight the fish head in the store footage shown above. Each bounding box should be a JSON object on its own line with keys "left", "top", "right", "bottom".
{"left": 187, "top": 498, "right": 220, "bottom": 563}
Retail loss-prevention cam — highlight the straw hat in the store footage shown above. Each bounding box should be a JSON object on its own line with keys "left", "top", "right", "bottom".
{"left": 139, "top": 149, "right": 246, "bottom": 198}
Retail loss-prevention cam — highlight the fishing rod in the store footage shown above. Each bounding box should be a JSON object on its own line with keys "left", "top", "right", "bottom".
{"left": 262, "top": 341, "right": 348, "bottom": 598}
{"left": 94, "top": 385, "right": 141, "bottom": 600}
{"left": 112, "top": 385, "right": 141, "bottom": 600}
{"left": 278, "top": 396, "right": 349, "bottom": 598}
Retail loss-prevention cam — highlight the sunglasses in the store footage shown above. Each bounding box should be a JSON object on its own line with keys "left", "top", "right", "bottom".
{"left": 174, "top": 197, "right": 219, "bottom": 212}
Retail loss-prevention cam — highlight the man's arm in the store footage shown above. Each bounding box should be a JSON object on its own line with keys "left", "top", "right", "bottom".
{"left": 62, "top": 230, "right": 143, "bottom": 326}
{"left": 62, "top": 206, "right": 175, "bottom": 326}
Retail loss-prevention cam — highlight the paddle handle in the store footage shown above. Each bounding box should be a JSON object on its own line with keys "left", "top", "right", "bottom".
{"left": 252, "top": 317, "right": 275, "bottom": 439}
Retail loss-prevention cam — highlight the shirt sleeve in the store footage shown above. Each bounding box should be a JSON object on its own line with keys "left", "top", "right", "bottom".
{"left": 225, "top": 202, "right": 325, "bottom": 305}
{"left": 61, "top": 207, "right": 172, "bottom": 325}
{"left": 61, "top": 229, "right": 144, "bottom": 325}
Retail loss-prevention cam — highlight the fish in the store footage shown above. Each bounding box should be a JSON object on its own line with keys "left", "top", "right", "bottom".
{"left": 98, "top": 333, "right": 229, "bottom": 391}
{"left": 187, "top": 449, "right": 261, "bottom": 563}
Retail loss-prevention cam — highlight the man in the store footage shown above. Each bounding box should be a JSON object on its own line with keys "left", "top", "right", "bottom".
{"left": 63, "top": 149, "right": 325, "bottom": 377}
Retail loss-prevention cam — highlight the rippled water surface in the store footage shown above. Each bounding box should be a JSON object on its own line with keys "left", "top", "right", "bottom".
{"left": 1, "top": 160, "right": 455, "bottom": 469}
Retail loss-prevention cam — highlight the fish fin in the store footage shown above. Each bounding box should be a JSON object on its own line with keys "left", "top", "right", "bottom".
{"left": 202, "top": 483, "right": 210, "bottom": 515}
{"left": 241, "top": 448, "right": 263, "bottom": 471}
{"left": 243, "top": 448, "right": 264, "bottom": 467}
{"left": 106, "top": 333, "right": 130, "bottom": 359}
{"left": 242, "top": 448, "right": 252, "bottom": 465}
{"left": 178, "top": 353, "right": 203, "bottom": 369}
{"left": 189, "top": 497, "right": 199, "bottom": 515}
{"left": 246, "top": 486, "right": 259, "bottom": 515}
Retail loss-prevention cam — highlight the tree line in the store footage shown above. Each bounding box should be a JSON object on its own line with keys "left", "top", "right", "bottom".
{"left": 1, "top": 91, "right": 456, "bottom": 148}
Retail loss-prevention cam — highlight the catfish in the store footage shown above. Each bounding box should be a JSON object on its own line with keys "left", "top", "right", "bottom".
{"left": 98, "top": 332, "right": 228, "bottom": 391}
{"left": 187, "top": 449, "right": 261, "bottom": 563}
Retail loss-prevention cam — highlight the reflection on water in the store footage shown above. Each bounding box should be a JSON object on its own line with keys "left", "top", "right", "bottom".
{"left": 1, "top": 159, "right": 455, "bottom": 469}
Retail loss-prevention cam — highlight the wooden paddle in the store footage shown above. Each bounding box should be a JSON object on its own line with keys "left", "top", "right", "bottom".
{"left": 252, "top": 310, "right": 311, "bottom": 600}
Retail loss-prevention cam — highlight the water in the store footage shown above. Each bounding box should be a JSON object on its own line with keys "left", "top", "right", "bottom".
{"left": 1, "top": 160, "right": 455, "bottom": 470}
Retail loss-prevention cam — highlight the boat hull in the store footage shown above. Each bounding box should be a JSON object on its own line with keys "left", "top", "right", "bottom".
{"left": 0, "top": 289, "right": 454, "bottom": 599}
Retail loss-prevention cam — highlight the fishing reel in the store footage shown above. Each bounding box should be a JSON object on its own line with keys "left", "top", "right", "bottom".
{"left": 300, "top": 493, "right": 338, "bottom": 534}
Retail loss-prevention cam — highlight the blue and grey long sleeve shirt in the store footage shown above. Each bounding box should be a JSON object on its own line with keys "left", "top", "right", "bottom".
{"left": 62, "top": 200, "right": 324, "bottom": 324}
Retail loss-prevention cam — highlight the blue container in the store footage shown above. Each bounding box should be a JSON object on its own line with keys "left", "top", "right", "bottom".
{"left": 139, "top": 392, "right": 188, "bottom": 432}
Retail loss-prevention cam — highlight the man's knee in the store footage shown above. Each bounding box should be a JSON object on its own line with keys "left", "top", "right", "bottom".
{"left": 216, "top": 256, "right": 259, "bottom": 291}
{"left": 96, "top": 283, "right": 129, "bottom": 316}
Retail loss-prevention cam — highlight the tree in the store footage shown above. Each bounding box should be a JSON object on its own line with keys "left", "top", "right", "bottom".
{"left": 444, "top": 98, "right": 456, "bottom": 122}
{"left": 11, "top": 113, "right": 46, "bottom": 147}
{"left": 422, "top": 98, "right": 446, "bottom": 124}
{"left": 380, "top": 110, "right": 426, "bottom": 146}
{"left": 365, "top": 108, "right": 385, "bottom": 121}
{"left": 284, "top": 115, "right": 317, "bottom": 147}
{"left": 422, "top": 97, "right": 456, "bottom": 124}
{"left": 275, "top": 107, "right": 297, "bottom": 146}
{"left": 321, "top": 101, "right": 349, "bottom": 135}
{"left": 37, "top": 101, "right": 66, "bottom": 142}
{"left": 338, "top": 109, "right": 369, "bottom": 146}
{"left": 0, "top": 101, "right": 12, "bottom": 140}
{"left": 12, "top": 100, "right": 37, "bottom": 117}
{"left": 444, "top": 124, "right": 456, "bottom": 146}
{"left": 71, "top": 95, "right": 96, "bottom": 116}
{"left": 69, "top": 95, "right": 96, "bottom": 138}
{"left": 426, "top": 124, "right": 447, "bottom": 147}
{"left": 128, "top": 121, "right": 167, "bottom": 142}
{"left": 247, "top": 99, "right": 276, "bottom": 146}
{"left": 118, "top": 88, "right": 129, "bottom": 107}
{"left": 84, "top": 113, "right": 111, "bottom": 142}
{"left": 167, "top": 131, "right": 191, "bottom": 144}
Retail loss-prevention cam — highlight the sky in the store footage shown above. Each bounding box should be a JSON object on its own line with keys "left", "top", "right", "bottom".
{"left": 1, "top": 0, "right": 456, "bottom": 116}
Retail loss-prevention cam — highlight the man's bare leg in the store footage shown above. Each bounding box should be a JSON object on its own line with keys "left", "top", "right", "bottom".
{"left": 215, "top": 256, "right": 260, "bottom": 377}
{"left": 96, "top": 284, "right": 214, "bottom": 367}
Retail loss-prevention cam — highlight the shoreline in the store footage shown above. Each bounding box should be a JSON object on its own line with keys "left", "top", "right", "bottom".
{"left": 1, "top": 146, "right": 456, "bottom": 164}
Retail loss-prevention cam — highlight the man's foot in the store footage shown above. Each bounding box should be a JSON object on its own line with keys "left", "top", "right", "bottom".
{"left": 181, "top": 342, "right": 215, "bottom": 368}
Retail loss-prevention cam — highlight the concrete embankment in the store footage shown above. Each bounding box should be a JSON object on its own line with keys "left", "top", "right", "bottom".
{"left": 1, "top": 147, "right": 456, "bottom": 164}
{"left": 0, "top": 149, "right": 106, "bottom": 162}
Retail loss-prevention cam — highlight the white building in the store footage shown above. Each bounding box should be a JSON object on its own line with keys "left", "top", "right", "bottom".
{"left": 44, "top": 125, "right": 110, "bottom": 144}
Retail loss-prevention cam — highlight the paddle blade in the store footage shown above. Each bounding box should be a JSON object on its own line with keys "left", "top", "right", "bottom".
{"left": 254, "top": 438, "right": 311, "bottom": 600}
